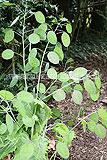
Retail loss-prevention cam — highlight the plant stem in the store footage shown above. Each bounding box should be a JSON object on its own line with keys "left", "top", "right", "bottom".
{"left": 41, "top": 79, "right": 57, "bottom": 99}
{"left": 31, "top": 127, "right": 34, "bottom": 139}
{"left": 42, "top": 71, "right": 92, "bottom": 100}
{"left": 72, "top": 111, "right": 97, "bottom": 130}
{"left": 22, "top": 10, "right": 27, "bottom": 91}
{"left": 54, "top": 151, "right": 56, "bottom": 160}
{"left": 12, "top": 43, "right": 15, "bottom": 76}
{"left": 50, "top": 151, "right": 56, "bottom": 160}
{"left": 42, "top": 80, "right": 75, "bottom": 100}
{"left": 36, "top": 42, "right": 49, "bottom": 98}
{"left": 12, "top": 57, "right": 15, "bottom": 75}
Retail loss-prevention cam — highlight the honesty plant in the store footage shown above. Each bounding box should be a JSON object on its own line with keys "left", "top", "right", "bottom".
{"left": 0, "top": 1, "right": 107, "bottom": 160}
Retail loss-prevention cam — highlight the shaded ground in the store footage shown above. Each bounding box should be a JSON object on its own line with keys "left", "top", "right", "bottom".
{"left": 48, "top": 61, "right": 107, "bottom": 160}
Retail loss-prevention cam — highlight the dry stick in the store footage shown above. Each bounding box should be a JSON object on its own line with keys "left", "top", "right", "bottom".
{"left": 12, "top": 57, "right": 16, "bottom": 76}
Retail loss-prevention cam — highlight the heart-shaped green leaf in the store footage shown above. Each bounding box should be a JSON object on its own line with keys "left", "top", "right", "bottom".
{"left": 0, "top": 123, "right": 7, "bottom": 134}
{"left": 6, "top": 114, "right": 14, "bottom": 134}
{"left": 90, "top": 90, "right": 99, "bottom": 101}
{"left": 20, "top": 142, "right": 34, "bottom": 160}
{"left": 90, "top": 113, "right": 99, "bottom": 123}
{"left": 55, "top": 123, "right": 69, "bottom": 137}
{"left": 37, "top": 83, "right": 46, "bottom": 93}
{"left": 22, "top": 116, "right": 35, "bottom": 127}
{"left": 74, "top": 84, "right": 83, "bottom": 93}
{"left": 17, "top": 91, "right": 34, "bottom": 103}
{"left": 34, "top": 28, "right": 46, "bottom": 40}
{"left": 25, "top": 63, "right": 32, "bottom": 72}
{"left": 0, "top": 90, "right": 14, "bottom": 100}
{"left": 56, "top": 42, "right": 62, "bottom": 49}
{"left": 102, "top": 119, "right": 107, "bottom": 128}
{"left": 95, "top": 76, "right": 101, "bottom": 89}
{"left": 29, "top": 57, "right": 40, "bottom": 68}
{"left": 31, "top": 66, "right": 40, "bottom": 74}
{"left": 38, "top": 23, "right": 47, "bottom": 32}
{"left": 29, "top": 48, "right": 37, "bottom": 58}
{"left": 50, "top": 85, "right": 58, "bottom": 91}
{"left": 53, "top": 108, "right": 60, "bottom": 117}
{"left": 10, "top": 75, "right": 18, "bottom": 87}
{"left": 13, "top": 101, "right": 27, "bottom": 118}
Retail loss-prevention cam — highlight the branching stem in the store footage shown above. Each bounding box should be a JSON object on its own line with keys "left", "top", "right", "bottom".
{"left": 36, "top": 42, "right": 49, "bottom": 98}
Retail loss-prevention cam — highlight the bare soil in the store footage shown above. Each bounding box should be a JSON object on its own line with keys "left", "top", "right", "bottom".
{"left": 48, "top": 61, "right": 107, "bottom": 160}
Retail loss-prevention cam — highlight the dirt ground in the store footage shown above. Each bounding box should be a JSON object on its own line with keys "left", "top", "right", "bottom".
{"left": 49, "top": 61, "right": 107, "bottom": 160}
{"left": 70, "top": 62, "right": 107, "bottom": 160}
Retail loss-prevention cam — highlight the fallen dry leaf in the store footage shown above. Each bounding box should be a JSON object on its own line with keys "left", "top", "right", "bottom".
{"left": 2, "top": 156, "right": 8, "bottom": 160}
{"left": 48, "top": 139, "right": 56, "bottom": 150}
